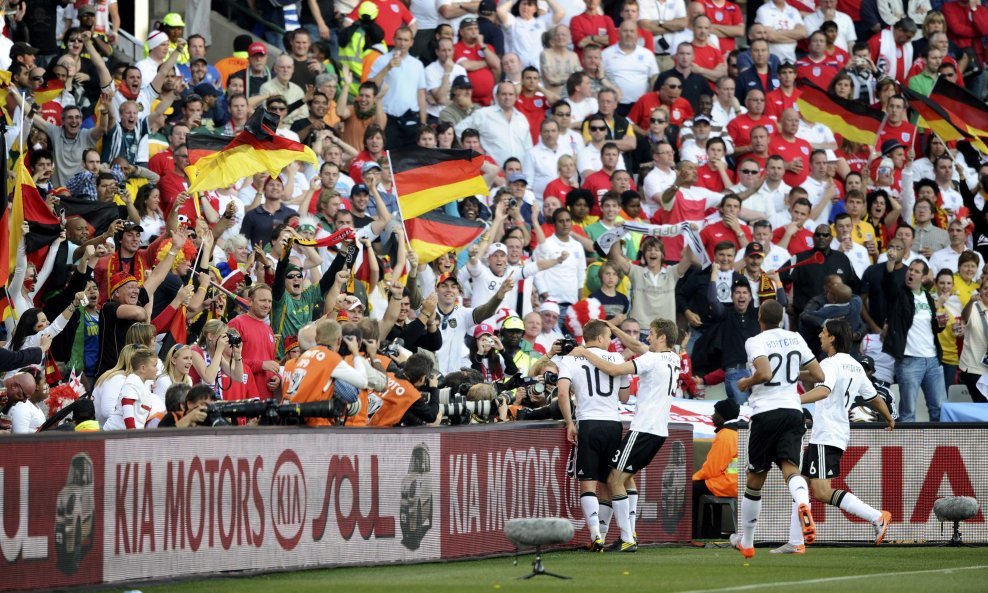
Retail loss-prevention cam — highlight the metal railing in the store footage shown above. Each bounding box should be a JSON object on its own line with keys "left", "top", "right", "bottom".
{"left": 115, "top": 28, "right": 144, "bottom": 65}
{"left": 213, "top": 0, "right": 287, "bottom": 37}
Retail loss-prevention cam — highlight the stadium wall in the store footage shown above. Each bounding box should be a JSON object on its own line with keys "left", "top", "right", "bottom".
{"left": 0, "top": 422, "right": 693, "bottom": 591}
{"left": 738, "top": 424, "right": 988, "bottom": 544}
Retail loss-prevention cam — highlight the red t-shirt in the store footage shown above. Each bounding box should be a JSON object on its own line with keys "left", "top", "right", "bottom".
{"left": 544, "top": 178, "right": 577, "bottom": 204}
{"left": 695, "top": 163, "right": 735, "bottom": 192}
{"left": 867, "top": 35, "right": 909, "bottom": 83}
{"left": 835, "top": 144, "right": 870, "bottom": 175}
{"left": 227, "top": 314, "right": 277, "bottom": 398}
{"left": 700, "top": 0, "right": 743, "bottom": 54}
{"left": 348, "top": 0, "right": 414, "bottom": 45}
{"left": 827, "top": 46, "right": 851, "bottom": 69}
{"left": 727, "top": 113, "right": 777, "bottom": 151}
{"left": 795, "top": 57, "right": 841, "bottom": 91}
{"left": 700, "top": 221, "right": 751, "bottom": 260}
{"left": 570, "top": 13, "right": 618, "bottom": 59}
{"left": 773, "top": 226, "right": 814, "bottom": 255}
{"left": 629, "top": 93, "right": 693, "bottom": 129}
{"left": 148, "top": 149, "right": 174, "bottom": 179}
{"left": 692, "top": 42, "right": 725, "bottom": 89}
{"left": 768, "top": 134, "right": 813, "bottom": 186}
{"left": 515, "top": 92, "right": 549, "bottom": 144}
{"left": 454, "top": 41, "right": 497, "bottom": 106}
{"left": 582, "top": 170, "right": 637, "bottom": 215}
{"left": 764, "top": 87, "right": 801, "bottom": 119}
{"left": 877, "top": 120, "right": 917, "bottom": 152}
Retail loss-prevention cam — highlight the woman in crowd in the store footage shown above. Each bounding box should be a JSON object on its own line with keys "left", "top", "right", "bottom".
{"left": 153, "top": 344, "right": 195, "bottom": 397}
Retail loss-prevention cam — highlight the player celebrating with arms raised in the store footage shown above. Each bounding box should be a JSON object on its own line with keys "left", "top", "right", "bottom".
{"left": 772, "top": 319, "right": 894, "bottom": 554}
{"left": 572, "top": 318, "right": 681, "bottom": 553}
{"left": 732, "top": 300, "right": 824, "bottom": 559}
{"left": 557, "top": 320, "right": 631, "bottom": 552}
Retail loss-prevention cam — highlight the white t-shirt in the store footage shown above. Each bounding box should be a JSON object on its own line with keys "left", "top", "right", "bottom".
{"left": 642, "top": 166, "right": 676, "bottom": 216}
{"left": 630, "top": 350, "right": 679, "bottom": 436}
{"left": 601, "top": 44, "right": 659, "bottom": 104}
{"left": 745, "top": 328, "right": 815, "bottom": 416}
{"left": 425, "top": 61, "right": 468, "bottom": 119}
{"left": 557, "top": 347, "right": 629, "bottom": 421}
{"left": 904, "top": 291, "right": 937, "bottom": 358}
{"left": 9, "top": 400, "right": 45, "bottom": 434}
{"left": 755, "top": 2, "right": 804, "bottom": 65}
{"left": 435, "top": 305, "right": 476, "bottom": 374}
{"left": 502, "top": 14, "right": 554, "bottom": 70}
{"left": 566, "top": 96, "right": 599, "bottom": 126}
{"left": 810, "top": 353, "right": 877, "bottom": 450}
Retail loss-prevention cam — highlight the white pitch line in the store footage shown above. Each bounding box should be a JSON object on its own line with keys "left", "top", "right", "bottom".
{"left": 672, "top": 564, "right": 988, "bottom": 593}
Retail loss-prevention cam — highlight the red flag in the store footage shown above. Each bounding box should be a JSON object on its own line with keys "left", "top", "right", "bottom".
{"left": 169, "top": 305, "right": 188, "bottom": 345}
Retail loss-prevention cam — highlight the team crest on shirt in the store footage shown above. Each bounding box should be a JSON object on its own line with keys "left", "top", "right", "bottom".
{"left": 812, "top": 67, "right": 821, "bottom": 77}
{"left": 673, "top": 108, "right": 681, "bottom": 119}
{"left": 535, "top": 99, "right": 544, "bottom": 107}
{"left": 902, "top": 132, "right": 911, "bottom": 142}
{"left": 801, "top": 146, "right": 809, "bottom": 154}
{"left": 391, "top": 3, "right": 399, "bottom": 11}
{"left": 448, "top": 318, "right": 457, "bottom": 328}
{"left": 771, "top": 79, "right": 779, "bottom": 86}
{"left": 805, "top": 236, "right": 813, "bottom": 247}
{"left": 638, "top": 54, "right": 645, "bottom": 61}
{"left": 716, "top": 10, "right": 723, "bottom": 19}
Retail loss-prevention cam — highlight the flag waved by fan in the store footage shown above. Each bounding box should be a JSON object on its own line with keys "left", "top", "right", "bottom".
{"left": 12, "top": 157, "right": 63, "bottom": 274}
{"left": 184, "top": 108, "right": 317, "bottom": 194}
{"left": 796, "top": 78, "right": 886, "bottom": 146}
{"left": 404, "top": 211, "right": 486, "bottom": 263}
{"left": 389, "top": 148, "right": 488, "bottom": 219}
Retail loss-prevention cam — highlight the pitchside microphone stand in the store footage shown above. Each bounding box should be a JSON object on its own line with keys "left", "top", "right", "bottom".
{"left": 505, "top": 518, "right": 574, "bottom": 580}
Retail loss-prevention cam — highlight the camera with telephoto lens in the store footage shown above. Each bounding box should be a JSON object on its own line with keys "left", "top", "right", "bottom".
{"left": 556, "top": 338, "right": 578, "bottom": 355}
{"left": 203, "top": 397, "right": 356, "bottom": 426}
{"left": 226, "top": 331, "right": 242, "bottom": 347}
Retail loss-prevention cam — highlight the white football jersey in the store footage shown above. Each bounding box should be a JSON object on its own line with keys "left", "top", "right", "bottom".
{"left": 810, "top": 353, "right": 877, "bottom": 450}
{"left": 557, "top": 347, "right": 628, "bottom": 422}
{"left": 744, "top": 328, "right": 815, "bottom": 416}
{"left": 629, "top": 350, "right": 679, "bottom": 437}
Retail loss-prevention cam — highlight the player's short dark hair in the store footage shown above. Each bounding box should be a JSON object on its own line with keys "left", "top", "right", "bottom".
{"left": 583, "top": 319, "right": 611, "bottom": 343}
{"left": 760, "top": 299, "right": 785, "bottom": 326}
{"left": 649, "top": 318, "right": 678, "bottom": 346}
{"left": 823, "top": 318, "right": 853, "bottom": 354}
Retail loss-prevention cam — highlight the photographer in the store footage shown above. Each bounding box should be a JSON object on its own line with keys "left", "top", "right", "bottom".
{"left": 337, "top": 319, "right": 392, "bottom": 425}
{"left": 513, "top": 355, "right": 562, "bottom": 420}
{"left": 468, "top": 323, "right": 517, "bottom": 382}
{"left": 158, "top": 385, "right": 219, "bottom": 428}
{"left": 369, "top": 353, "right": 443, "bottom": 427}
{"left": 465, "top": 384, "right": 510, "bottom": 423}
{"left": 285, "top": 319, "right": 379, "bottom": 426}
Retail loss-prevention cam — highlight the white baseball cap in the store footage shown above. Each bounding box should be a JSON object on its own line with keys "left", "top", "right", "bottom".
{"left": 486, "top": 242, "right": 507, "bottom": 257}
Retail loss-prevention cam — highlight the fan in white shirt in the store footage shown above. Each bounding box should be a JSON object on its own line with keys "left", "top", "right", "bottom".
{"left": 5, "top": 372, "right": 44, "bottom": 434}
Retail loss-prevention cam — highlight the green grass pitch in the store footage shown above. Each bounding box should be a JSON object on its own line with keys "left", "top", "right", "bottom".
{"left": 138, "top": 545, "right": 987, "bottom": 593}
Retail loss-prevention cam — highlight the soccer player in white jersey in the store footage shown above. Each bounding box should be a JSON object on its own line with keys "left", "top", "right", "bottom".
{"left": 557, "top": 320, "right": 631, "bottom": 552}
{"left": 732, "top": 299, "right": 824, "bottom": 559}
{"left": 771, "top": 319, "right": 895, "bottom": 554}
{"left": 572, "top": 318, "right": 681, "bottom": 553}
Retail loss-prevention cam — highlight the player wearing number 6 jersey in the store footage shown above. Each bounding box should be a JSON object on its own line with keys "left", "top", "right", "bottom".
{"left": 731, "top": 300, "right": 825, "bottom": 559}
{"left": 557, "top": 320, "right": 631, "bottom": 552}
{"left": 772, "top": 319, "right": 895, "bottom": 554}
{"left": 572, "top": 318, "right": 681, "bottom": 553}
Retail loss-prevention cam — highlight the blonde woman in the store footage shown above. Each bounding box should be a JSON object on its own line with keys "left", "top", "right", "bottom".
{"left": 92, "top": 344, "right": 143, "bottom": 426}
{"left": 543, "top": 154, "right": 581, "bottom": 206}
{"left": 154, "top": 344, "right": 195, "bottom": 398}
{"left": 190, "top": 319, "right": 243, "bottom": 399}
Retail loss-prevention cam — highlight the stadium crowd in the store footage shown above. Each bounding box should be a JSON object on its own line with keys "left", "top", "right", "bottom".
{"left": 2, "top": 0, "right": 988, "bottom": 433}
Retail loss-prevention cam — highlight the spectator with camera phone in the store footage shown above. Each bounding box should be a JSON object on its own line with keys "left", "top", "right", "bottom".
{"left": 433, "top": 270, "right": 517, "bottom": 374}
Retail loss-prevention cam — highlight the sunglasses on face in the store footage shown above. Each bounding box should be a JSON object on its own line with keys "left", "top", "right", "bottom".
{"left": 740, "top": 169, "right": 759, "bottom": 174}
{"left": 650, "top": 118, "right": 667, "bottom": 124}
{"left": 589, "top": 125, "right": 607, "bottom": 131}
{"left": 286, "top": 273, "right": 303, "bottom": 279}
{"left": 814, "top": 232, "right": 832, "bottom": 238}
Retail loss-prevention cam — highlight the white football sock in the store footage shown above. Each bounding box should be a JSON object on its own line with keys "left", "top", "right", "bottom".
{"left": 599, "top": 501, "right": 613, "bottom": 539}
{"left": 788, "top": 475, "right": 810, "bottom": 507}
{"left": 740, "top": 489, "right": 761, "bottom": 549}
{"left": 837, "top": 491, "right": 882, "bottom": 523}
{"left": 580, "top": 493, "right": 601, "bottom": 540}
{"left": 627, "top": 490, "right": 639, "bottom": 535}
{"left": 612, "top": 496, "right": 633, "bottom": 542}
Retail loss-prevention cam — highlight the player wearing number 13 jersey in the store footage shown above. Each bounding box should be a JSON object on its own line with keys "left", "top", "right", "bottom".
{"left": 731, "top": 300, "right": 824, "bottom": 559}
{"left": 558, "top": 320, "right": 630, "bottom": 552}
{"left": 574, "top": 318, "right": 681, "bottom": 553}
{"left": 772, "top": 319, "right": 895, "bottom": 553}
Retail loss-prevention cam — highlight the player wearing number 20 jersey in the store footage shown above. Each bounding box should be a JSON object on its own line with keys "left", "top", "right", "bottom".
{"left": 744, "top": 327, "right": 816, "bottom": 415}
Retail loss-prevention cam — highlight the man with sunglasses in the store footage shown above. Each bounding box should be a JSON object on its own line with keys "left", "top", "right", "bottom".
{"left": 630, "top": 72, "right": 692, "bottom": 131}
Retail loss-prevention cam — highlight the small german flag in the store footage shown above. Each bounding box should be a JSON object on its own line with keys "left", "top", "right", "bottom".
{"left": 33, "top": 80, "right": 65, "bottom": 105}
{"left": 186, "top": 132, "right": 232, "bottom": 165}
{"left": 390, "top": 148, "right": 488, "bottom": 220}
{"left": 930, "top": 78, "right": 988, "bottom": 138}
{"left": 903, "top": 85, "right": 988, "bottom": 154}
{"left": 796, "top": 78, "right": 886, "bottom": 145}
{"left": 405, "top": 211, "right": 486, "bottom": 263}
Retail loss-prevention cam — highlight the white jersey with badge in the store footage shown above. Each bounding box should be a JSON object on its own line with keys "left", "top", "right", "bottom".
{"left": 810, "top": 353, "right": 877, "bottom": 450}
{"left": 744, "top": 328, "right": 814, "bottom": 415}
{"left": 558, "top": 347, "right": 628, "bottom": 422}
{"left": 630, "top": 350, "right": 679, "bottom": 437}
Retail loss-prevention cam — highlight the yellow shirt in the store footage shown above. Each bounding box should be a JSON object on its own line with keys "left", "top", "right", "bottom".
{"left": 954, "top": 274, "right": 979, "bottom": 307}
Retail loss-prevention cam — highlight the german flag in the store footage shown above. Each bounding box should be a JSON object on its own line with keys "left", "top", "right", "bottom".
{"left": 930, "top": 78, "right": 988, "bottom": 138}
{"left": 390, "top": 148, "right": 488, "bottom": 220}
{"left": 186, "top": 132, "right": 232, "bottom": 165}
{"left": 405, "top": 211, "right": 486, "bottom": 263}
{"left": 186, "top": 109, "right": 317, "bottom": 194}
{"left": 796, "top": 78, "right": 886, "bottom": 145}
{"left": 33, "top": 80, "right": 65, "bottom": 105}
{"left": 903, "top": 86, "right": 988, "bottom": 153}
{"left": 12, "top": 158, "right": 63, "bottom": 274}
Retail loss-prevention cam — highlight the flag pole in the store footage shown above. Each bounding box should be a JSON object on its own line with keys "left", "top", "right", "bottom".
{"left": 384, "top": 150, "right": 414, "bottom": 283}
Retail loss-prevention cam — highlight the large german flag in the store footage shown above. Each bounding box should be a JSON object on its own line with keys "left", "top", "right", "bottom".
{"left": 405, "top": 211, "right": 486, "bottom": 263}
{"left": 186, "top": 109, "right": 317, "bottom": 194}
{"left": 904, "top": 86, "right": 988, "bottom": 153}
{"left": 33, "top": 80, "right": 65, "bottom": 105}
{"left": 796, "top": 78, "right": 886, "bottom": 145}
{"left": 930, "top": 78, "right": 988, "bottom": 138}
{"left": 186, "top": 132, "right": 232, "bottom": 164}
{"left": 12, "top": 158, "right": 62, "bottom": 274}
{"left": 390, "top": 148, "right": 488, "bottom": 220}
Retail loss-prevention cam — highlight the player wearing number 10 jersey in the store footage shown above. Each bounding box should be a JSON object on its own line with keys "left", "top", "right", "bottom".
{"left": 558, "top": 320, "right": 631, "bottom": 552}
{"left": 772, "top": 319, "right": 895, "bottom": 553}
{"left": 732, "top": 300, "right": 824, "bottom": 559}
{"left": 573, "top": 318, "right": 681, "bottom": 553}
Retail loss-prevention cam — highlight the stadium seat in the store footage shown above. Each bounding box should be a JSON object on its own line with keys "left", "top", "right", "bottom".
{"left": 696, "top": 495, "right": 737, "bottom": 539}
{"left": 948, "top": 385, "right": 973, "bottom": 403}
{"left": 890, "top": 384, "right": 930, "bottom": 423}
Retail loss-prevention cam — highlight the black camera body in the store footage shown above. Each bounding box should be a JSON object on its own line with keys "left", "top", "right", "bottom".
{"left": 204, "top": 398, "right": 349, "bottom": 426}
{"left": 382, "top": 337, "right": 404, "bottom": 358}
{"left": 557, "top": 338, "right": 578, "bottom": 355}
{"left": 227, "top": 331, "right": 242, "bottom": 347}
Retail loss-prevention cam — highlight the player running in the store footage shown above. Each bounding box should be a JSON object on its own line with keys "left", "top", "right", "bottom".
{"left": 732, "top": 300, "right": 825, "bottom": 559}
{"left": 573, "top": 318, "right": 681, "bottom": 553}
{"left": 773, "top": 319, "right": 895, "bottom": 554}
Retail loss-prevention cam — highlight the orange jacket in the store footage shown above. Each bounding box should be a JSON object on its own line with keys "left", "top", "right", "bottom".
{"left": 692, "top": 425, "right": 739, "bottom": 498}
{"left": 286, "top": 346, "right": 343, "bottom": 427}
{"left": 368, "top": 376, "right": 421, "bottom": 427}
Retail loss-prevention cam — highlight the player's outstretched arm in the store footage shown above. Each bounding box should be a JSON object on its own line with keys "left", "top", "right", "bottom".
{"left": 605, "top": 320, "right": 648, "bottom": 355}
{"left": 737, "top": 356, "right": 771, "bottom": 392}
{"left": 799, "top": 385, "right": 831, "bottom": 404}
{"left": 866, "top": 396, "right": 895, "bottom": 431}
{"left": 570, "top": 346, "right": 636, "bottom": 376}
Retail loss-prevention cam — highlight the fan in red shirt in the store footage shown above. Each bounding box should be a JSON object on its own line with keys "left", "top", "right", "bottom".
{"left": 867, "top": 19, "right": 917, "bottom": 84}
{"left": 700, "top": 0, "right": 744, "bottom": 55}
{"left": 583, "top": 143, "right": 635, "bottom": 213}
{"left": 875, "top": 95, "right": 916, "bottom": 152}
{"left": 454, "top": 19, "right": 498, "bottom": 106}
{"left": 515, "top": 67, "right": 549, "bottom": 143}
{"left": 771, "top": 197, "right": 815, "bottom": 255}
{"left": 629, "top": 73, "right": 693, "bottom": 129}
{"left": 821, "top": 21, "right": 850, "bottom": 68}
{"left": 699, "top": 194, "right": 751, "bottom": 260}
{"left": 691, "top": 16, "right": 726, "bottom": 90}
{"left": 765, "top": 63, "right": 801, "bottom": 118}
{"left": 795, "top": 31, "right": 841, "bottom": 90}
{"left": 570, "top": 0, "right": 618, "bottom": 60}
{"left": 728, "top": 90, "right": 777, "bottom": 155}
{"left": 227, "top": 284, "right": 281, "bottom": 399}
{"left": 348, "top": 0, "right": 415, "bottom": 46}
{"left": 348, "top": 124, "right": 387, "bottom": 183}
{"left": 768, "top": 108, "right": 813, "bottom": 187}
{"left": 942, "top": 0, "right": 988, "bottom": 67}
{"left": 695, "top": 137, "right": 736, "bottom": 192}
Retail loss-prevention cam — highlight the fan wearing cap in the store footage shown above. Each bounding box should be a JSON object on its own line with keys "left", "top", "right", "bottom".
{"left": 692, "top": 398, "right": 742, "bottom": 508}
{"left": 231, "top": 42, "right": 273, "bottom": 96}
{"left": 434, "top": 271, "right": 517, "bottom": 374}
{"left": 438, "top": 75, "right": 477, "bottom": 125}
{"left": 468, "top": 322, "right": 514, "bottom": 382}
{"left": 158, "top": 13, "right": 190, "bottom": 64}
{"left": 75, "top": 5, "right": 114, "bottom": 57}
{"left": 135, "top": 32, "right": 185, "bottom": 92}
{"left": 453, "top": 18, "right": 500, "bottom": 106}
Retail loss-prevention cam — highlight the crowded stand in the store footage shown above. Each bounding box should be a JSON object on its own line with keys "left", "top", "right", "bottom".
{"left": 3, "top": 0, "right": 988, "bottom": 441}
